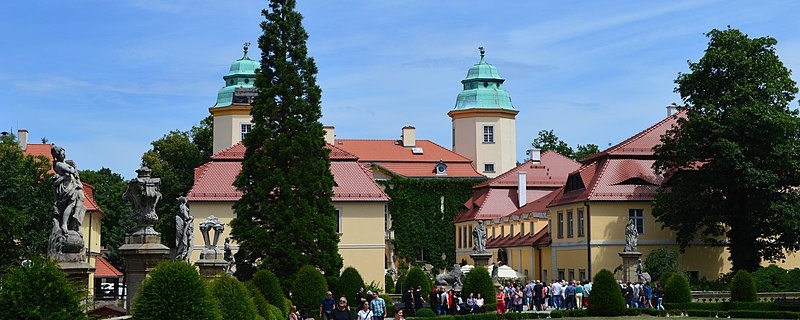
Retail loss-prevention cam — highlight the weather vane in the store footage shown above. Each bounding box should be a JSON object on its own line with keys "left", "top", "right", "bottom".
{"left": 243, "top": 42, "right": 251, "bottom": 58}
{"left": 479, "top": 46, "right": 485, "bottom": 59}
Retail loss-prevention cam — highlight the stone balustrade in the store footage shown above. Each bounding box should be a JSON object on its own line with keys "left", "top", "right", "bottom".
{"left": 692, "top": 291, "right": 800, "bottom": 303}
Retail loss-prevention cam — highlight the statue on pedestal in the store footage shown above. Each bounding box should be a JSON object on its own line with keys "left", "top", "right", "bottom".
{"left": 175, "top": 196, "right": 193, "bottom": 262}
{"left": 47, "top": 146, "right": 87, "bottom": 260}
{"left": 473, "top": 220, "right": 487, "bottom": 253}
{"left": 123, "top": 166, "right": 162, "bottom": 235}
{"left": 199, "top": 215, "right": 225, "bottom": 258}
{"left": 223, "top": 237, "right": 235, "bottom": 275}
{"left": 624, "top": 218, "right": 638, "bottom": 252}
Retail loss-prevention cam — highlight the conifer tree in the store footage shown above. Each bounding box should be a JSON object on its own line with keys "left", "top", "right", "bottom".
{"left": 232, "top": 0, "right": 342, "bottom": 284}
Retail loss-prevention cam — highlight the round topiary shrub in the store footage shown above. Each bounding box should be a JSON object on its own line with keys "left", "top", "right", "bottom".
{"left": 209, "top": 274, "right": 260, "bottom": 320}
{"left": 730, "top": 269, "right": 758, "bottom": 302}
{"left": 415, "top": 308, "right": 436, "bottom": 317}
{"left": 587, "top": 269, "right": 626, "bottom": 316}
{"left": 664, "top": 273, "right": 692, "bottom": 303}
{"left": 293, "top": 265, "right": 328, "bottom": 313}
{"left": 336, "top": 267, "right": 365, "bottom": 305}
{"left": 405, "top": 267, "right": 432, "bottom": 294}
{"left": 461, "top": 266, "right": 496, "bottom": 305}
{"left": 268, "top": 303, "right": 284, "bottom": 320}
{"left": 246, "top": 281, "right": 273, "bottom": 320}
{"left": 252, "top": 269, "right": 287, "bottom": 316}
{"left": 133, "top": 260, "right": 221, "bottom": 320}
{"left": 0, "top": 257, "right": 86, "bottom": 320}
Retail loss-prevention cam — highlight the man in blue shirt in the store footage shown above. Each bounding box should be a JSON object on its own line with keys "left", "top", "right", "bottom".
{"left": 320, "top": 291, "right": 336, "bottom": 320}
{"left": 370, "top": 292, "right": 386, "bottom": 320}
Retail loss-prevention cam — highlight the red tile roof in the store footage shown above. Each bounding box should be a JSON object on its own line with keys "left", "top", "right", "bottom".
{"left": 23, "top": 143, "right": 102, "bottom": 213}
{"left": 508, "top": 188, "right": 561, "bottom": 217}
{"left": 333, "top": 139, "right": 484, "bottom": 178}
{"left": 581, "top": 111, "right": 684, "bottom": 163}
{"left": 474, "top": 151, "right": 580, "bottom": 188}
{"left": 487, "top": 225, "right": 551, "bottom": 249}
{"left": 187, "top": 143, "right": 389, "bottom": 202}
{"left": 95, "top": 256, "right": 123, "bottom": 278}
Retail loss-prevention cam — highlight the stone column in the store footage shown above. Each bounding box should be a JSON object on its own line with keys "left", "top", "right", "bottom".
{"left": 195, "top": 216, "right": 228, "bottom": 281}
{"left": 470, "top": 253, "right": 492, "bottom": 268}
{"left": 618, "top": 251, "right": 642, "bottom": 283}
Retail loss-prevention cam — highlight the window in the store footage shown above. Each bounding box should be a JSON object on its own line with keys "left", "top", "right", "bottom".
{"left": 629, "top": 209, "right": 644, "bottom": 234}
{"left": 500, "top": 226, "right": 505, "bottom": 238}
{"left": 567, "top": 210, "right": 574, "bottom": 238}
{"left": 457, "top": 228, "right": 461, "bottom": 248}
{"left": 543, "top": 269, "right": 548, "bottom": 282}
{"left": 579, "top": 269, "right": 586, "bottom": 281}
{"left": 469, "top": 226, "right": 473, "bottom": 248}
{"left": 241, "top": 123, "right": 252, "bottom": 140}
{"left": 384, "top": 205, "right": 390, "bottom": 231}
{"left": 483, "top": 125, "right": 494, "bottom": 143}
{"left": 521, "top": 223, "right": 525, "bottom": 237}
{"left": 568, "top": 269, "right": 575, "bottom": 281}
{"left": 557, "top": 269, "right": 565, "bottom": 281}
{"left": 688, "top": 271, "right": 700, "bottom": 281}
{"left": 530, "top": 221, "right": 534, "bottom": 236}
{"left": 577, "top": 208, "right": 585, "bottom": 237}
{"left": 484, "top": 163, "right": 495, "bottom": 173}
{"left": 336, "top": 208, "right": 342, "bottom": 234}
{"left": 557, "top": 212, "right": 564, "bottom": 239}
{"left": 510, "top": 225, "right": 515, "bottom": 237}
{"left": 492, "top": 227, "right": 496, "bottom": 238}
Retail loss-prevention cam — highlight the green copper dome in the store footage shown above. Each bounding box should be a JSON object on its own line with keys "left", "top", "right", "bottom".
{"left": 214, "top": 43, "right": 258, "bottom": 108}
{"left": 453, "top": 47, "right": 515, "bottom": 111}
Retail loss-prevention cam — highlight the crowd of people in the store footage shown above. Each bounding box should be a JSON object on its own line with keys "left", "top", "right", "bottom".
{"left": 491, "top": 279, "right": 593, "bottom": 313}
{"left": 320, "top": 288, "right": 390, "bottom": 320}
{"left": 621, "top": 281, "right": 665, "bottom": 310}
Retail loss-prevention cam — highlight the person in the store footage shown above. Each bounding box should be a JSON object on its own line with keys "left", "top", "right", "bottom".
{"left": 541, "top": 282, "right": 549, "bottom": 311}
{"left": 466, "top": 293, "right": 476, "bottom": 314}
{"left": 655, "top": 285, "right": 665, "bottom": 310}
{"left": 575, "top": 281, "right": 584, "bottom": 310}
{"left": 370, "top": 292, "right": 386, "bottom": 320}
{"left": 624, "top": 282, "right": 634, "bottom": 308}
{"left": 395, "top": 309, "right": 405, "bottom": 320}
{"left": 403, "top": 288, "right": 414, "bottom": 316}
{"left": 496, "top": 289, "right": 506, "bottom": 314}
{"left": 582, "top": 281, "right": 592, "bottom": 308}
{"left": 320, "top": 291, "right": 336, "bottom": 320}
{"left": 475, "top": 293, "right": 485, "bottom": 313}
{"left": 565, "top": 281, "right": 576, "bottom": 310}
{"left": 357, "top": 301, "right": 373, "bottom": 320}
{"left": 551, "top": 280, "right": 563, "bottom": 310}
{"left": 356, "top": 287, "right": 366, "bottom": 306}
{"left": 332, "top": 298, "right": 352, "bottom": 320}
{"left": 414, "top": 286, "right": 425, "bottom": 313}
{"left": 513, "top": 288, "right": 524, "bottom": 312}
{"left": 533, "top": 280, "right": 543, "bottom": 311}
{"left": 525, "top": 280, "right": 535, "bottom": 311}
{"left": 429, "top": 287, "right": 440, "bottom": 315}
{"left": 289, "top": 306, "right": 300, "bottom": 320}
{"left": 448, "top": 289, "right": 457, "bottom": 315}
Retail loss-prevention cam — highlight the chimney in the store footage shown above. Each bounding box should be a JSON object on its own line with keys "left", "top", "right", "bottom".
{"left": 17, "top": 129, "right": 29, "bottom": 151}
{"left": 528, "top": 148, "right": 541, "bottom": 162}
{"left": 518, "top": 171, "right": 527, "bottom": 208}
{"left": 323, "top": 126, "right": 335, "bottom": 145}
{"left": 402, "top": 126, "right": 416, "bottom": 147}
{"left": 666, "top": 103, "right": 679, "bottom": 116}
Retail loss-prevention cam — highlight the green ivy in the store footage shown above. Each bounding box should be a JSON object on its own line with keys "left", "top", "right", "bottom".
{"left": 381, "top": 177, "right": 484, "bottom": 270}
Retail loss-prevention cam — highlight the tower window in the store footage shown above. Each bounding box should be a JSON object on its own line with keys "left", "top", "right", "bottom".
{"left": 241, "top": 123, "right": 252, "bottom": 140}
{"left": 483, "top": 163, "right": 495, "bottom": 173}
{"left": 629, "top": 209, "right": 644, "bottom": 234}
{"left": 483, "top": 125, "right": 494, "bottom": 143}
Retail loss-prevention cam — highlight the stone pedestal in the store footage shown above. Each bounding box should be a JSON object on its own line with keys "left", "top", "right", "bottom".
{"left": 618, "top": 251, "right": 642, "bottom": 283}
{"left": 120, "top": 231, "right": 169, "bottom": 313}
{"left": 471, "top": 253, "right": 492, "bottom": 268}
{"left": 59, "top": 260, "right": 95, "bottom": 291}
{"left": 196, "top": 250, "right": 227, "bottom": 281}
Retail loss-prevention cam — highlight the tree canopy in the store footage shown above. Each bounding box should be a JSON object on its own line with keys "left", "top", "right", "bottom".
{"left": 531, "top": 129, "right": 599, "bottom": 161}
{"left": 79, "top": 167, "right": 134, "bottom": 269}
{"left": 652, "top": 28, "right": 800, "bottom": 272}
{"left": 231, "top": 0, "right": 342, "bottom": 285}
{"left": 0, "top": 134, "right": 52, "bottom": 267}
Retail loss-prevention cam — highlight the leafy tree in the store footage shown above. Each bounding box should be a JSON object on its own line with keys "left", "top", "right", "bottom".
{"left": 251, "top": 269, "right": 288, "bottom": 316}
{"left": 79, "top": 167, "right": 134, "bottom": 269}
{"left": 209, "top": 274, "right": 260, "bottom": 320}
{"left": 0, "top": 134, "right": 52, "bottom": 267}
{"left": 730, "top": 270, "right": 758, "bottom": 302}
{"left": 532, "top": 129, "right": 574, "bottom": 158}
{"left": 404, "top": 266, "right": 431, "bottom": 295}
{"left": 664, "top": 273, "right": 691, "bottom": 303}
{"left": 141, "top": 115, "right": 212, "bottom": 249}
{"left": 573, "top": 143, "right": 600, "bottom": 161}
{"left": 644, "top": 247, "right": 680, "bottom": 282}
{"left": 336, "top": 267, "right": 364, "bottom": 305}
{"left": 461, "top": 267, "right": 496, "bottom": 305}
{"left": 752, "top": 264, "right": 790, "bottom": 292}
{"left": 652, "top": 28, "right": 800, "bottom": 272}
{"left": 0, "top": 257, "right": 87, "bottom": 320}
{"left": 132, "top": 260, "right": 221, "bottom": 320}
{"left": 587, "top": 269, "right": 625, "bottom": 316}
{"left": 292, "top": 265, "right": 328, "bottom": 312}
{"left": 385, "top": 275, "right": 395, "bottom": 294}
{"left": 231, "top": 0, "right": 342, "bottom": 285}
{"left": 246, "top": 281, "right": 273, "bottom": 320}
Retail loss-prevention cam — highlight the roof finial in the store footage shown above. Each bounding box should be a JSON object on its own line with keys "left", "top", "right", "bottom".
{"left": 479, "top": 46, "right": 485, "bottom": 59}
{"left": 242, "top": 42, "right": 251, "bottom": 60}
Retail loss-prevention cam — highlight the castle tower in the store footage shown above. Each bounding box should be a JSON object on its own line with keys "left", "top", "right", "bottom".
{"left": 449, "top": 47, "right": 518, "bottom": 178}
{"left": 210, "top": 43, "right": 259, "bottom": 153}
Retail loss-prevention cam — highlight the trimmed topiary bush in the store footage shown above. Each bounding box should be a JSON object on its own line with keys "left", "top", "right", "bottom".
{"left": 405, "top": 267, "right": 432, "bottom": 294}
{"left": 133, "top": 260, "right": 221, "bottom": 320}
{"left": 587, "top": 269, "right": 626, "bottom": 316}
{"left": 461, "top": 266, "right": 496, "bottom": 305}
{"left": 336, "top": 267, "right": 365, "bottom": 305}
{"left": 293, "top": 265, "right": 328, "bottom": 313}
{"left": 664, "top": 273, "right": 692, "bottom": 303}
{"left": 209, "top": 274, "right": 260, "bottom": 320}
{"left": 394, "top": 273, "right": 407, "bottom": 294}
{"left": 252, "top": 269, "right": 287, "bottom": 316}
{"left": 730, "top": 269, "right": 758, "bottom": 302}
{"left": 416, "top": 308, "right": 436, "bottom": 317}
{"left": 385, "top": 275, "right": 395, "bottom": 293}
{"left": 267, "top": 303, "right": 284, "bottom": 320}
{"left": 0, "top": 257, "right": 86, "bottom": 320}
{"left": 246, "top": 281, "right": 273, "bottom": 320}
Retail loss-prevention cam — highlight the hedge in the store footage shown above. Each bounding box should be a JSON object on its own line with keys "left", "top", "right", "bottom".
{"left": 337, "top": 267, "right": 365, "bottom": 305}
{"left": 292, "top": 265, "right": 328, "bottom": 313}
{"left": 664, "top": 273, "right": 692, "bottom": 303}
{"left": 209, "top": 274, "right": 261, "bottom": 320}
{"left": 729, "top": 310, "right": 800, "bottom": 319}
{"left": 246, "top": 281, "right": 274, "bottom": 320}
{"left": 405, "top": 267, "right": 432, "bottom": 294}
{"left": 252, "top": 269, "right": 287, "bottom": 316}
{"left": 730, "top": 270, "right": 758, "bottom": 302}
{"left": 133, "top": 260, "right": 221, "bottom": 320}
{"left": 0, "top": 257, "right": 86, "bottom": 320}
{"left": 461, "top": 267, "right": 497, "bottom": 305}
{"left": 587, "top": 269, "right": 626, "bottom": 316}
{"left": 665, "top": 301, "right": 775, "bottom": 311}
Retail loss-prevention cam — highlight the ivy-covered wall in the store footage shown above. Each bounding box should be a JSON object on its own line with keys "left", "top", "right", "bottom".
{"left": 381, "top": 177, "right": 485, "bottom": 271}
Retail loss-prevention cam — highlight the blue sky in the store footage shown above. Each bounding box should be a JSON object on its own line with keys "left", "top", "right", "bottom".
{"left": 2, "top": 1, "right": 799, "bottom": 177}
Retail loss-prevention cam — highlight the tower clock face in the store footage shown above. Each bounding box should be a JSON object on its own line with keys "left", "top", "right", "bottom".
{"left": 436, "top": 164, "right": 446, "bottom": 174}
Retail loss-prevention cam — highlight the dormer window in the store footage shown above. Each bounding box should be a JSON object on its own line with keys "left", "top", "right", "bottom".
{"left": 565, "top": 173, "right": 585, "bottom": 192}
{"left": 435, "top": 160, "right": 447, "bottom": 175}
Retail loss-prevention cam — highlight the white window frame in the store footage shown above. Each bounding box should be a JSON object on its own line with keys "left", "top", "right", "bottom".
{"left": 241, "top": 123, "right": 252, "bottom": 141}
{"left": 482, "top": 125, "right": 495, "bottom": 143}
{"left": 483, "top": 162, "right": 496, "bottom": 173}
{"left": 577, "top": 208, "right": 585, "bottom": 237}
{"left": 557, "top": 211, "right": 564, "bottom": 239}
{"left": 336, "top": 208, "right": 343, "bottom": 234}
{"left": 567, "top": 209, "right": 574, "bottom": 238}
{"left": 629, "top": 208, "right": 644, "bottom": 234}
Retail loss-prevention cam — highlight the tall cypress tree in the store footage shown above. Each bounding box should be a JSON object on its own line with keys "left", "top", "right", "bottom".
{"left": 232, "top": 0, "right": 342, "bottom": 284}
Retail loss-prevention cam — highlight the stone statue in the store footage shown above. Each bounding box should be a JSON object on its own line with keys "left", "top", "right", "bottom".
{"left": 624, "top": 218, "right": 638, "bottom": 252}
{"left": 223, "top": 237, "right": 235, "bottom": 275}
{"left": 473, "top": 220, "right": 487, "bottom": 253}
{"left": 199, "top": 215, "right": 225, "bottom": 258}
{"left": 47, "top": 146, "right": 87, "bottom": 260}
{"left": 175, "top": 196, "right": 193, "bottom": 262}
{"left": 497, "top": 248, "right": 508, "bottom": 266}
{"left": 636, "top": 258, "right": 644, "bottom": 282}
{"left": 491, "top": 262, "right": 499, "bottom": 279}
{"left": 123, "top": 166, "right": 162, "bottom": 235}
{"left": 435, "top": 264, "right": 465, "bottom": 288}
